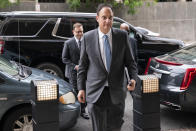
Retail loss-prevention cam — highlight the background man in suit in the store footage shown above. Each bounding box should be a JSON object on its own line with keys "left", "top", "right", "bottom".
{"left": 77, "top": 4, "right": 137, "bottom": 131}
{"left": 120, "top": 23, "right": 138, "bottom": 63}
{"left": 62, "top": 23, "right": 89, "bottom": 119}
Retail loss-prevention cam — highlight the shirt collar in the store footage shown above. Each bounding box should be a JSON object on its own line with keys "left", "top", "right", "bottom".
{"left": 98, "top": 27, "right": 111, "bottom": 38}
{"left": 74, "top": 36, "right": 83, "bottom": 43}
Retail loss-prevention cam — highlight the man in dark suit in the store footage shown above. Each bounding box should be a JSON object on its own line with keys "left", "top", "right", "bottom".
{"left": 77, "top": 4, "right": 137, "bottom": 131}
{"left": 62, "top": 23, "right": 89, "bottom": 119}
{"left": 120, "top": 23, "right": 138, "bottom": 63}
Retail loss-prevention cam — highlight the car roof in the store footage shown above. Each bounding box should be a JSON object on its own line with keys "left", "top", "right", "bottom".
{"left": 0, "top": 11, "right": 140, "bottom": 37}
{"left": 0, "top": 11, "right": 130, "bottom": 28}
{"left": 0, "top": 11, "right": 97, "bottom": 18}
{"left": 0, "top": 11, "right": 126, "bottom": 21}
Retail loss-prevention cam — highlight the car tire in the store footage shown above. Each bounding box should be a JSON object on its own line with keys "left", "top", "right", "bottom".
{"left": 2, "top": 106, "right": 32, "bottom": 131}
{"left": 36, "top": 63, "right": 64, "bottom": 79}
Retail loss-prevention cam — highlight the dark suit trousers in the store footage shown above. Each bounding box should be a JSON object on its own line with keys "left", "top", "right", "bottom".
{"left": 87, "top": 87, "right": 124, "bottom": 131}
{"left": 69, "top": 70, "right": 87, "bottom": 113}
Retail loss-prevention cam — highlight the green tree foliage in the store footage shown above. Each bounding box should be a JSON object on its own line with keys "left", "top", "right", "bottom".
{"left": 66, "top": 0, "right": 157, "bottom": 14}
{"left": 0, "top": 0, "right": 10, "bottom": 8}
{"left": 66, "top": 0, "right": 81, "bottom": 10}
{"left": 0, "top": 0, "right": 19, "bottom": 9}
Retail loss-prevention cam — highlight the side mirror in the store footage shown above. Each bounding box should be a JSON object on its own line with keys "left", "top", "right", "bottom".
{"left": 136, "top": 32, "right": 142, "bottom": 42}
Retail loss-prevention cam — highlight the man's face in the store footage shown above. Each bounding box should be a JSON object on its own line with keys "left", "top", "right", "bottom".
{"left": 73, "top": 26, "right": 83, "bottom": 40}
{"left": 96, "top": 7, "right": 113, "bottom": 34}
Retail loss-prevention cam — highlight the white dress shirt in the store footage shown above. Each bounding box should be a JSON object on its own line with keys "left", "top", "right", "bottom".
{"left": 98, "top": 27, "right": 112, "bottom": 71}
{"left": 98, "top": 27, "right": 112, "bottom": 86}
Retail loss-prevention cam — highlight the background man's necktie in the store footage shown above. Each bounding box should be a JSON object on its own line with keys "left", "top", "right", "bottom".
{"left": 103, "top": 35, "right": 111, "bottom": 71}
{"left": 78, "top": 40, "right": 81, "bottom": 51}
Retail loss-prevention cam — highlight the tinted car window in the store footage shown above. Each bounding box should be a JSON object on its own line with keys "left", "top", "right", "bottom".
{"left": 160, "top": 45, "right": 196, "bottom": 63}
{"left": 56, "top": 17, "right": 72, "bottom": 38}
{"left": 112, "top": 19, "right": 136, "bottom": 38}
{"left": 2, "top": 18, "right": 47, "bottom": 36}
{"left": 38, "top": 18, "right": 57, "bottom": 39}
{"left": 0, "top": 57, "right": 18, "bottom": 76}
{"left": 56, "top": 17, "right": 98, "bottom": 38}
{"left": 171, "top": 45, "right": 196, "bottom": 61}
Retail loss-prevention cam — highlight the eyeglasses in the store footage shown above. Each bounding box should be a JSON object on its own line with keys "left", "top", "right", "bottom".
{"left": 75, "top": 31, "right": 83, "bottom": 34}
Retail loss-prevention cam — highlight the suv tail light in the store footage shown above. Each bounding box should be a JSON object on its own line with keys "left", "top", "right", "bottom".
{"left": 154, "top": 58, "right": 182, "bottom": 66}
{"left": 180, "top": 68, "right": 196, "bottom": 90}
{"left": 0, "top": 38, "right": 5, "bottom": 54}
{"left": 144, "top": 58, "right": 152, "bottom": 75}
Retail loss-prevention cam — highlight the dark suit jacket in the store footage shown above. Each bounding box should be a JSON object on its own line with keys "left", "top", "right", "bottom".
{"left": 129, "top": 37, "right": 138, "bottom": 63}
{"left": 77, "top": 28, "right": 137, "bottom": 104}
{"left": 62, "top": 37, "right": 80, "bottom": 79}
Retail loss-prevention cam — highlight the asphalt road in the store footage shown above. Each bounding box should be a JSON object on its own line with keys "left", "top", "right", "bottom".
{"left": 67, "top": 92, "right": 196, "bottom": 131}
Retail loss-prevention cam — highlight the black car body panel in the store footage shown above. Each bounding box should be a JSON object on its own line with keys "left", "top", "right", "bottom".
{"left": 0, "top": 11, "right": 184, "bottom": 78}
{"left": 147, "top": 44, "right": 196, "bottom": 112}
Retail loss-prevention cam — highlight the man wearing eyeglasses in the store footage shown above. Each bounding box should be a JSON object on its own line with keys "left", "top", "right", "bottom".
{"left": 62, "top": 22, "right": 89, "bottom": 119}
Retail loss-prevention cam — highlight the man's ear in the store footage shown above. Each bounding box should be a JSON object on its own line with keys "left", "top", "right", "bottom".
{"left": 96, "top": 15, "right": 99, "bottom": 23}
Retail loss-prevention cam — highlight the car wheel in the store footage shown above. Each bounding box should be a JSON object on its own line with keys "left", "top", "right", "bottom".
{"left": 2, "top": 106, "right": 32, "bottom": 131}
{"left": 36, "top": 63, "right": 64, "bottom": 79}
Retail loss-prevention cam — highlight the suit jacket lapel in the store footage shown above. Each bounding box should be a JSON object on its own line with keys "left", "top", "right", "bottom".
{"left": 111, "top": 28, "right": 118, "bottom": 71}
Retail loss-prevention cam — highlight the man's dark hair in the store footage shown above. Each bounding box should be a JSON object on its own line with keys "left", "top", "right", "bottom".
{"left": 96, "top": 3, "right": 113, "bottom": 15}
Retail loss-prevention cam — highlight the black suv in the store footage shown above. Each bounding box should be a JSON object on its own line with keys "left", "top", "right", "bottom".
{"left": 0, "top": 11, "right": 184, "bottom": 78}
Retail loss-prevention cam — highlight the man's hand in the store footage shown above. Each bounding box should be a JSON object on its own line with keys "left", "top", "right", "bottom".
{"left": 127, "top": 79, "right": 136, "bottom": 91}
{"left": 77, "top": 90, "right": 85, "bottom": 103}
{"left": 75, "top": 65, "right": 79, "bottom": 71}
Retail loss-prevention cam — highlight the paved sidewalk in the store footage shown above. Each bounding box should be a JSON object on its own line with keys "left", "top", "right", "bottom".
{"left": 68, "top": 92, "right": 196, "bottom": 131}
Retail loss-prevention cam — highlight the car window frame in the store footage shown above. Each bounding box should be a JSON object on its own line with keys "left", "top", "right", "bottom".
{"left": 52, "top": 16, "right": 98, "bottom": 40}
{"left": 0, "top": 18, "right": 51, "bottom": 38}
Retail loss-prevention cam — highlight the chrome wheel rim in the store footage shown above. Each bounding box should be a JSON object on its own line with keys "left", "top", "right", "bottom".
{"left": 43, "top": 69, "right": 57, "bottom": 76}
{"left": 13, "top": 115, "right": 33, "bottom": 131}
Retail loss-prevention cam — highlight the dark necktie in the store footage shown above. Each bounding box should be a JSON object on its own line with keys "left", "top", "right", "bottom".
{"left": 78, "top": 40, "right": 81, "bottom": 51}
{"left": 103, "top": 35, "right": 111, "bottom": 71}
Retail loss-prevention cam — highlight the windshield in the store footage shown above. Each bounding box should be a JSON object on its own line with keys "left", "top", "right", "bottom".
{"left": 0, "top": 56, "right": 18, "bottom": 76}
{"left": 158, "top": 44, "right": 196, "bottom": 64}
